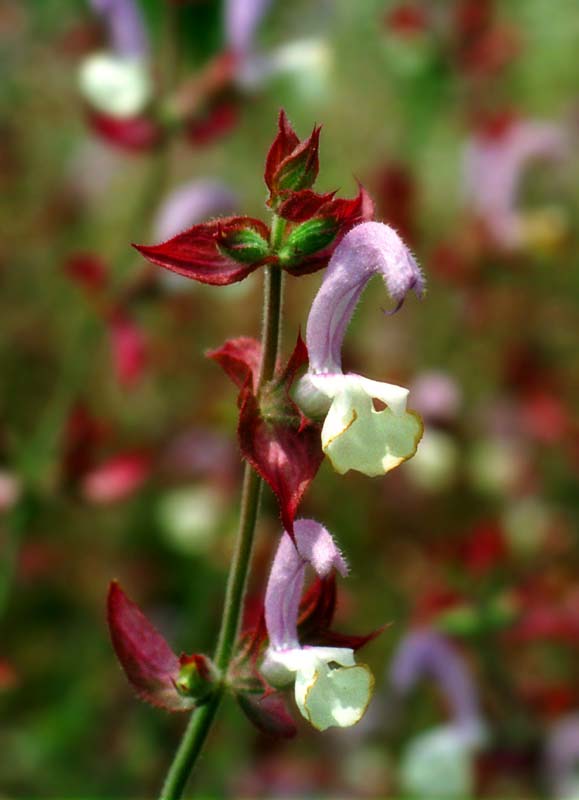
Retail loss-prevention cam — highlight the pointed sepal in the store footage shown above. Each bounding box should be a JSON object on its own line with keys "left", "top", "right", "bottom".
{"left": 236, "top": 690, "right": 297, "bottom": 739}
{"left": 107, "top": 581, "right": 196, "bottom": 711}
{"left": 134, "top": 217, "right": 272, "bottom": 286}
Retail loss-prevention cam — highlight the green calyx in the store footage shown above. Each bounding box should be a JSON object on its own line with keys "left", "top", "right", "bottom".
{"left": 278, "top": 218, "right": 338, "bottom": 266}
{"left": 218, "top": 228, "right": 271, "bottom": 265}
{"left": 175, "top": 657, "right": 218, "bottom": 704}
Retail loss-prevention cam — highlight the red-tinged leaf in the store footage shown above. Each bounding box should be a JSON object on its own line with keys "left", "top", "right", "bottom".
{"left": 109, "top": 309, "right": 149, "bottom": 390}
{"left": 299, "top": 574, "right": 385, "bottom": 652}
{"left": 264, "top": 109, "right": 300, "bottom": 192}
{"left": 276, "top": 333, "right": 308, "bottom": 389}
{"left": 283, "top": 185, "right": 375, "bottom": 276}
{"left": 299, "top": 575, "right": 337, "bottom": 636}
{"left": 87, "top": 111, "right": 162, "bottom": 153}
{"left": 277, "top": 189, "right": 337, "bottom": 222}
{"left": 134, "top": 217, "right": 271, "bottom": 286}
{"left": 64, "top": 253, "right": 108, "bottom": 292}
{"left": 81, "top": 451, "right": 151, "bottom": 504}
{"left": 316, "top": 625, "right": 386, "bottom": 652}
{"left": 107, "top": 581, "right": 195, "bottom": 711}
{"left": 237, "top": 691, "right": 297, "bottom": 738}
{"left": 271, "top": 125, "right": 321, "bottom": 196}
{"left": 62, "top": 403, "right": 108, "bottom": 483}
{"left": 238, "top": 389, "right": 323, "bottom": 536}
{"left": 207, "top": 337, "right": 262, "bottom": 393}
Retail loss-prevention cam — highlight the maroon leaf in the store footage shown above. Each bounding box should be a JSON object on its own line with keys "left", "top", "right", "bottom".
{"left": 207, "top": 337, "right": 262, "bottom": 393}
{"left": 277, "top": 189, "right": 337, "bottom": 222}
{"left": 238, "top": 390, "right": 323, "bottom": 536}
{"left": 186, "top": 100, "right": 240, "bottom": 147}
{"left": 271, "top": 125, "right": 321, "bottom": 196}
{"left": 282, "top": 185, "right": 375, "bottom": 276}
{"left": 237, "top": 691, "right": 297, "bottom": 738}
{"left": 107, "top": 582, "right": 195, "bottom": 711}
{"left": 264, "top": 109, "right": 300, "bottom": 192}
{"left": 238, "top": 337, "right": 323, "bottom": 536}
{"left": 87, "top": 111, "right": 162, "bottom": 153}
{"left": 108, "top": 309, "right": 149, "bottom": 390}
{"left": 64, "top": 253, "right": 108, "bottom": 292}
{"left": 299, "top": 574, "right": 386, "bottom": 652}
{"left": 134, "top": 217, "right": 272, "bottom": 286}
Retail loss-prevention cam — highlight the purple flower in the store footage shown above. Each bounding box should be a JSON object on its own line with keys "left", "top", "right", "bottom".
{"left": 389, "top": 629, "right": 481, "bottom": 733}
{"left": 90, "top": 0, "right": 149, "bottom": 59}
{"left": 154, "top": 180, "right": 238, "bottom": 242}
{"left": 261, "top": 519, "right": 374, "bottom": 731}
{"left": 295, "top": 222, "right": 424, "bottom": 476}
{"left": 224, "top": 0, "right": 273, "bottom": 58}
{"left": 463, "top": 119, "right": 568, "bottom": 249}
{"left": 544, "top": 714, "right": 579, "bottom": 800}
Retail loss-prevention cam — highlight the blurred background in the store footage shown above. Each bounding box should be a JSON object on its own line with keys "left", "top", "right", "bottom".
{"left": 1, "top": 0, "right": 578, "bottom": 797}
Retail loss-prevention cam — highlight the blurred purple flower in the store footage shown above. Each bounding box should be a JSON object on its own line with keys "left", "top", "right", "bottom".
{"left": 153, "top": 180, "right": 237, "bottom": 242}
{"left": 544, "top": 714, "right": 579, "bottom": 800}
{"left": 224, "top": 0, "right": 273, "bottom": 58}
{"left": 90, "top": 0, "right": 149, "bottom": 58}
{"left": 463, "top": 118, "right": 568, "bottom": 249}
{"left": 409, "top": 371, "right": 462, "bottom": 424}
{"left": 390, "top": 629, "right": 481, "bottom": 735}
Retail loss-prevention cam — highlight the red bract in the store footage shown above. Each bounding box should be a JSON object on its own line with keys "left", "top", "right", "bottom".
{"left": 236, "top": 691, "right": 297, "bottom": 739}
{"left": 207, "top": 337, "right": 262, "bottom": 393}
{"left": 277, "top": 185, "right": 374, "bottom": 275}
{"left": 87, "top": 111, "right": 162, "bottom": 153}
{"left": 265, "top": 110, "right": 320, "bottom": 205}
{"left": 134, "top": 217, "right": 272, "bottom": 286}
{"left": 299, "top": 575, "right": 384, "bottom": 651}
{"left": 386, "top": 3, "right": 429, "bottom": 37}
{"left": 186, "top": 100, "right": 240, "bottom": 146}
{"left": 209, "top": 335, "right": 324, "bottom": 536}
{"left": 107, "top": 581, "right": 197, "bottom": 711}
{"left": 64, "top": 253, "right": 108, "bottom": 292}
{"left": 109, "top": 309, "right": 149, "bottom": 389}
{"left": 81, "top": 451, "right": 151, "bottom": 504}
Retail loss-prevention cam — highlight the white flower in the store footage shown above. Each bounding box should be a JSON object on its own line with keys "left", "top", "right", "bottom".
{"left": 262, "top": 646, "right": 374, "bottom": 732}
{"left": 79, "top": 53, "right": 151, "bottom": 118}
{"left": 296, "top": 372, "right": 422, "bottom": 476}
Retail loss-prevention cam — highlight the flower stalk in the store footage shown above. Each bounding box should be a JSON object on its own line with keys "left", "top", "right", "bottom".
{"left": 159, "top": 260, "right": 284, "bottom": 800}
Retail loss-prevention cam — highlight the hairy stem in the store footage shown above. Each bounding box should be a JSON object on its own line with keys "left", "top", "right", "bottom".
{"left": 159, "top": 259, "right": 284, "bottom": 800}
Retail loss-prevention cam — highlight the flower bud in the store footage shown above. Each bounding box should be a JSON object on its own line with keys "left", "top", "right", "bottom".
{"left": 218, "top": 227, "right": 271, "bottom": 264}
{"left": 175, "top": 654, "right": 218, "bottom": 703}
{"left": 278, "top": 218, "right": 338, "bottom": 265}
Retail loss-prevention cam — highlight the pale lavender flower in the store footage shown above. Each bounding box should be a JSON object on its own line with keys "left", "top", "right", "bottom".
{"left": 261, "top": 519, "right": 374, "bottom": 731}
{"left": 409, "top": 371, "right": 462, "bottom": 424}
{"left": 389, "top": 629, "right": 481, "bottom": 734}
{"left": 391, "top": 629, "right": 486, "bottom": 799}
{"left": 90, "top": 0, "right": 149, "bottom": 59}
{"left": 224, "top": 0, "right": 273, "bottom": 58}
{"left": 154, "top": 180, "right": 237, "bottom": 242}
{"left": 264, "top": 518, "right": 348, "bottom": 651}
{"left": 544, "top": 714, "right": 579, "bottom": 800}
{"left": 295, "top": 222, "right": 424, "bottom": 476}
{"left": 463, "top": 119, "right": 568, "bottom": 249}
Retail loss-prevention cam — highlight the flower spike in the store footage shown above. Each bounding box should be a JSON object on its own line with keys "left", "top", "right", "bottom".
{"left": 295, "top": 221, "right": 424, "bottom": 476}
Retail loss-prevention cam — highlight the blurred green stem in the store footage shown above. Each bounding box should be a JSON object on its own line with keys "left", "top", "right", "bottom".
{"left": 160, "top": 260, "right": 284, "bottom": 800}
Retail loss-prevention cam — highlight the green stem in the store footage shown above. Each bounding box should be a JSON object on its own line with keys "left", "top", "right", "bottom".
{"left": 159, "top": 260, "right": 284, "bottom": 800}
